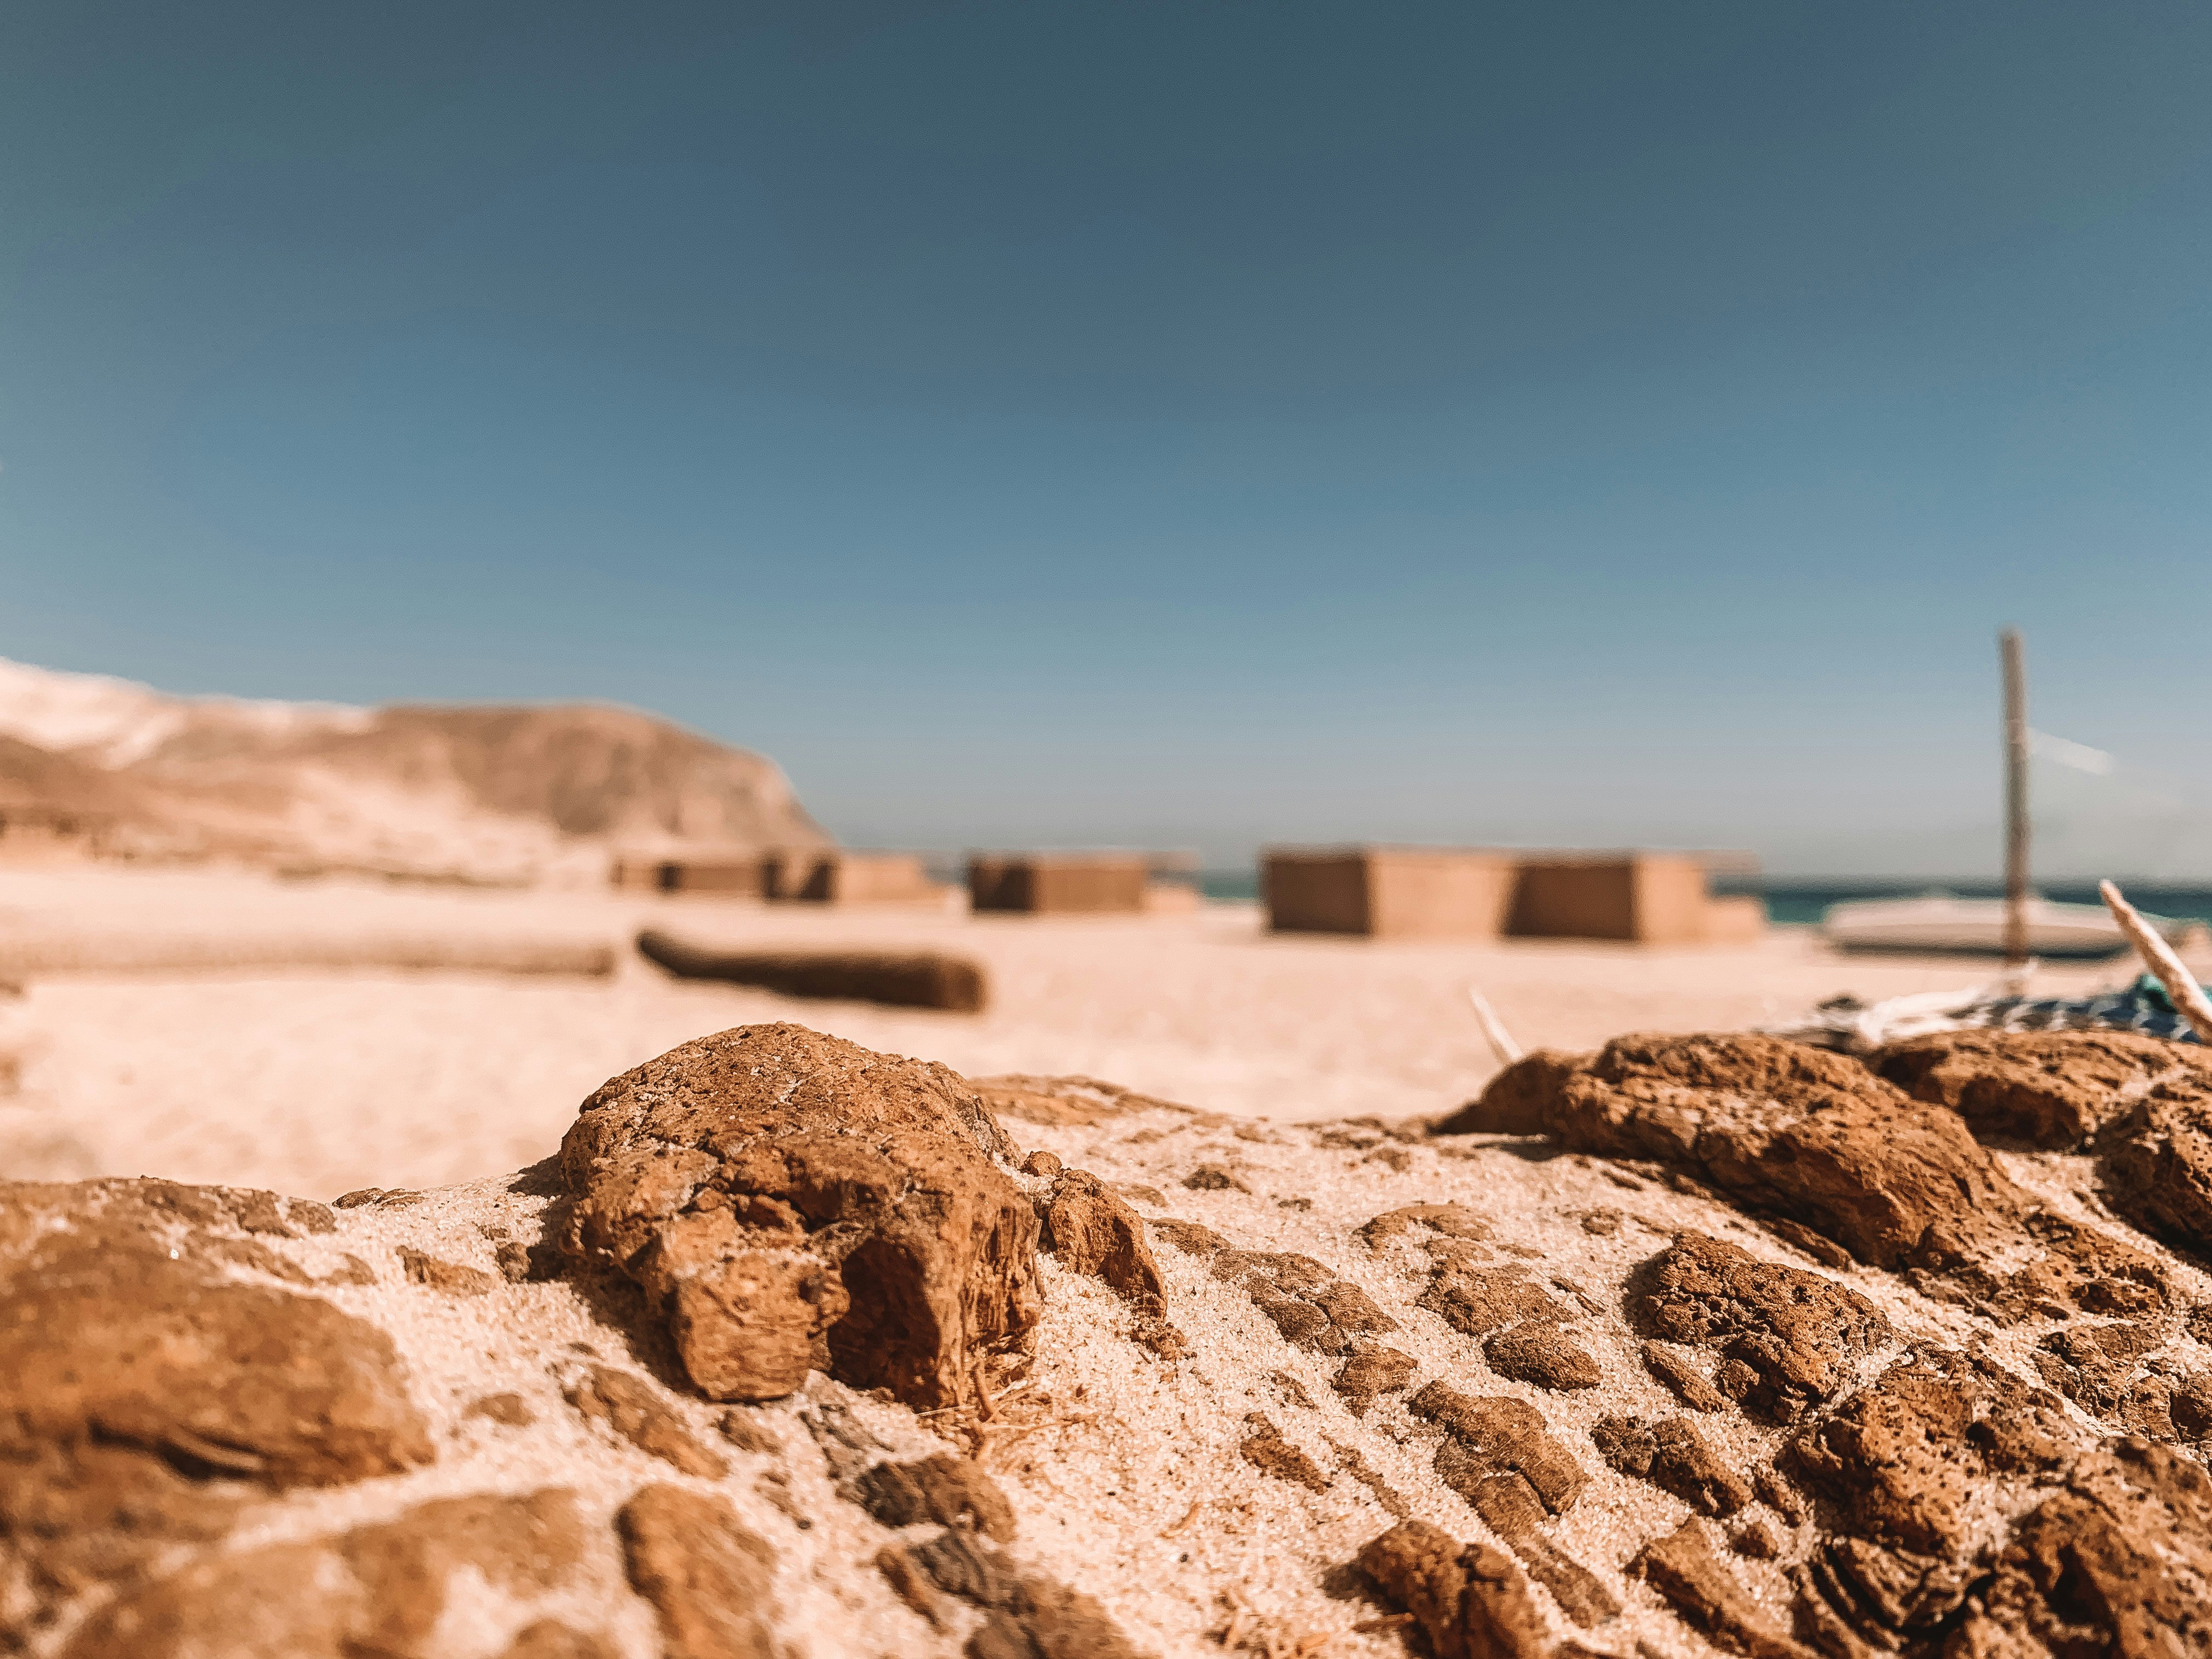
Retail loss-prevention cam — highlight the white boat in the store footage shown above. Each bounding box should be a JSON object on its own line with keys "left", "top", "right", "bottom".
{"left": 1822, "top": 893, "right": 2190, "bottom": 959}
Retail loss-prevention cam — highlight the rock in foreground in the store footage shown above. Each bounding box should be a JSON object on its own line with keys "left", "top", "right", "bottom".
{"left": 9, "top": 1020, "right": 2212, "bottom": 1657}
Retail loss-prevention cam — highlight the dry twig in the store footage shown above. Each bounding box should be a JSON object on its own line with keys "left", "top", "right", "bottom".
{"left": 2101, "top": 879, "right": 2212, "bottom": 1042}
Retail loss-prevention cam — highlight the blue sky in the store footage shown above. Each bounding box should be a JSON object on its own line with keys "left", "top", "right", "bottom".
{"left": 4, "top": 3, "right": 2210, "bottom": 873}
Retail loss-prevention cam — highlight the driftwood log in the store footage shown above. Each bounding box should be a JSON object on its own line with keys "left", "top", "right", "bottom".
{"left": 635, "top": 928, "right": 988, "bottom": 1013}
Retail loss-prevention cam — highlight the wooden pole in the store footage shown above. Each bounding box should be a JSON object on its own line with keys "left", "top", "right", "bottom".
{"left": 2100, "top": 881, "right": 2212, "bottom": 1042}
{"left": 2001, "top": 629, "right": 2029, "bottom": 964}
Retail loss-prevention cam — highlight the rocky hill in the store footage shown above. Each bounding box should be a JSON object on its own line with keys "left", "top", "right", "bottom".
{"left": 5, "top": 1019, "right": 2205, "bottom": 1658}
{"left": 0, "top": 657, "right": 828, "bottom": 881}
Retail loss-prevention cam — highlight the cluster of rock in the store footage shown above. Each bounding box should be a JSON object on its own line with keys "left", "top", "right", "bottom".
{"left": 5, "top": 1019, "right": 2212, "bottom": 1657}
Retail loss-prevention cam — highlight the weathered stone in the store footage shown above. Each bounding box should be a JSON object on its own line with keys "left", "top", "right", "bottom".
{"left": 1465, "top": 1471, "right": 1620, "bottom": 1629}
{"left": 1550, "top": 1033, "right": 2174, "bottom": 1322}
{"left": 1037, "top": 1168, "right": 1166, "bottom": 1313}
{"left": 1147, "top": 1217, "right": 1229, "bottom": 1257}
{"left": 1410, "top": 1381, "right": 1587, "bottom": 1514}
{"left": 848, "top": 1454, "right": 1015, "bottom": 1540}
{"left": 901, "top": 1527, "right": 1144, "bottom": 1659}
{"left": 1335, "top": 1343, "right": 1418, "bottom": 1414}
{"left": 469, "top": 1391, "right": 535, "bottom": 1426}
{"left": 559, "top": 1023, "right": 1041, "bottom": 1407}
{"left": 1420, "top": 1265, "right": 1573, "bottom": 1336}
{"left": 1182, "top": 1164, "right": 1251, "bottom": 1192}
{"left": 1356, "top": 1520, "right": 1549, "bottom": 1659}
{"left": 1630, "top": 1519, "right": 1816, "bottom": 1659}
{"left": 1960, "top": 1437, "right": 2212, "bottom": 1658}
{"left": 1430, "top": 1049, "right": 1589, "bottom": 1137}
{"left": 1239, "top": 1413, "right": 1330, "bottom": 1491}
{"left": 1875, "top": 1028, "right": 2209, "bottom": 1147}
{"left": 63, "top": 1490, "right": 584, "bottom": 1659}
{"left": 499, "top": 1623, "right": 619, "bottom": 1659}
{"left": 0, "top": 1178, "right": 434, "bottom": 1646}
{"left": 565, "top": 1364, "right": 729, "bottom": 1479}
{"left": 1485, "top": 1324, "right": 1601, "bottom": 1391}
{"left": 1209, "top": 1250, "right": 1396, "bottom": 1357}
{"left": 1628, "top": 1233, "right": 1889, "bottom": 1421}
{"left": 617, "top": 1484, "right": 780, "bottom": 1659}
{"left": 1640, "top": 1340, "right": 1732, "bottom": 1412}
{"left": 1791, "top": 1351, "right": 2083, "bottom": 1561}
{"left": 1590, "top": 1414, "right": 1753, "bottom": 1514}
{"left": 2102, "top": 1085, "right": 2212, "bottom": 1259}
{"left": 398, "top": 1245, "right": 495, "bottom": 1295}
{"left": 1358, "top": 1203, "right": 1493, "bottom": 1248}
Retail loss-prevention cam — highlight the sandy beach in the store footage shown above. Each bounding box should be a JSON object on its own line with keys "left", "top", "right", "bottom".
{"left": 0, "top": 861, "right": 2153, "bottom": 1197}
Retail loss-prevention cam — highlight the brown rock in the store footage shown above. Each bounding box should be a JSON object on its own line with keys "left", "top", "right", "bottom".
{"left": 1335, "top": 1343, "right": 1418, "bottom": 1414}
{"left": 900, "top": 1527, "right": 1145, "bottom": 1658}
{"left": 1485, "top": 1324, "right": 1601, "bottom": 1391}
{"left": 1590, "top": 1414, "right": 1753, "bottom": 1515}
{"left": 1731, "top": 1519, "right": 1779, "bottom": 1560}
{"left": 1961, "top": 1437, "right": 2212, "bottom": 1658}
{"left": 566, "top": 1365, "right": 729, "bottom": 1478}
{"left": 0, "top": 1178, "right": 434, "bottom": 1643}
{"left": 1420, "top": 1265, "right": 1573, "bottom": 1336}
{"left": 1465, "top": 1471, "right": 1621, "bottom": 1628}
{"left": 848, "top": 1453, "right": 1015, "bottom": 1540}
{"left": 1239, "top": 1412, "right": 1330, "bottom": 1491}
{"left": 1555, "top": 1034, "right": 2016, "bottom": 1267}
{"left": 1640, "top": 1340, "right": 1731, "bottom": 1412}
{"left": 1113, "top": 1182, "right": 1169, "bottom": 1206}
{"left": 1037, "top": 1168, "right": 1166, "bottom": 1314}
{"left": 2101, "top": 1084, "right": 2212, "bottom": 1259}
{"left": 1182, "top": 1163, "right": 1251, "bottom": 1192}
{"left": 1791, "top": 1350, "right": 2083, "bottom": 1561}
{"left": 559, "top": 1023, "right": 1041, "bottom": 1408}
{"left": 1874, "top": 1028, "right": 2209, "bottom": 1147}
{"left": 618, "top": 1485, "right": 780, "bottom": 1659}
{"left": 1410, "top": 1381, "right": 1588, "bottom": 1514}
{"left": 399, "top": 1245, "right": 495, "bottom": 1295}
{"left": 1021, "top": 1149, "right": 1063, "bottom": 1176}
{"left": 1148, "top": 1217, "right": 1230, "bottom": 1256}
{"left": 1628, "top": 1233, "right": 1889, "bottom": 1421}
{"left": 1210, "top": 1250, "right": 1397, "bottom": 1356}
{"left": 1552, "top": 1032, "right": 2172, "bottom": 1322}
{"left": 499, "top": 1624, "right": 619, "bottom": 1659}
{"left": 1430, "top": 1049, "right": 1589, "bottom": 1137}
{"left": 63, "top": 1489, "right": 585, "bottom": 1659}
{"left": 1358, "top": 1202, "right": 1494, "bottom": 1247}
{"left": 1631, "top": 1518, "right": 1815, "bottom": 1659}
{"left": 469, "top": 1391, "right": 535, "bottom": 1426}
{"left": 1356, "top": 1519, "right": 1550, "bottom": 1659}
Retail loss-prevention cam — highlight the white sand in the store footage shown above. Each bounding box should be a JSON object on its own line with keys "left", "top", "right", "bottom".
{"left": 0, "top": 860, "right": 2151, "bottom": 1198}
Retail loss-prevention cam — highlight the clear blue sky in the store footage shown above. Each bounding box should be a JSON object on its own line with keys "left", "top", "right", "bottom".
{"left": 5, "top": 3, "right": 2210, "bottom": 874}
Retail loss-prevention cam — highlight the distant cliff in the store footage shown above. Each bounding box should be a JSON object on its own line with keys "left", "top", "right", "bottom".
{"left": 0, "top": 657, "right": 829, "bottom": 881}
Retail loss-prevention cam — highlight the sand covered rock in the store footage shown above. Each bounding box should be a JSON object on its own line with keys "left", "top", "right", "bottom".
{"left": 1476, "top": 1030, "right": 2180, "bottom": 1323}
{"left": 23, "top": 1020, "right": 2212, "bottom": 1659}
{"left": 558, "top": 1022, "right": 1040, "bottom": 1407}
{"left": 1874, "top": 1026, "right": 2212, "bottom": 1147}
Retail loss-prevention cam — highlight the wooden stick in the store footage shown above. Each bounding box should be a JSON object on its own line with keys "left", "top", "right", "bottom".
{"left": 2001, "top": 629, "right": 2030, "bottom": 966}
{"left": 2100, "top": 879, "right": 2212, "bottom": 1042}
{"left": 1466, "top": 985, "right": 1525, "bottom": 1065}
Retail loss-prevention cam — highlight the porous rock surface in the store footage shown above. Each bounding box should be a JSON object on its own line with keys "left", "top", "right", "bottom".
{"left": 13, "top": 1020, "right": 2212, "bottom": 1658}
{"left": 557, "top": 1022, "right": 1040, "bottom": 1407}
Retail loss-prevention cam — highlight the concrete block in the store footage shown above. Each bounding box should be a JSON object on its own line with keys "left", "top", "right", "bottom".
{"left": 1506, "top": 855, "right": 1711, "bottom": 943}
{"left": 968, "top": 854, "right": 1149, "bottom": 915}
{"left": 1262, "top": 847, "right": 1516, "bottom": 938}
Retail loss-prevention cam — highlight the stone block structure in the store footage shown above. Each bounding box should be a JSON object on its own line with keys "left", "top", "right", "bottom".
{"left": 1262, "top": 847, "right": 1517, "bottom": 939}
{"left": 766, "top": 851, "right": 938, "bottom": 905}
{"left": 968, "top": 854, "right": 1150, "bottom": 915}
